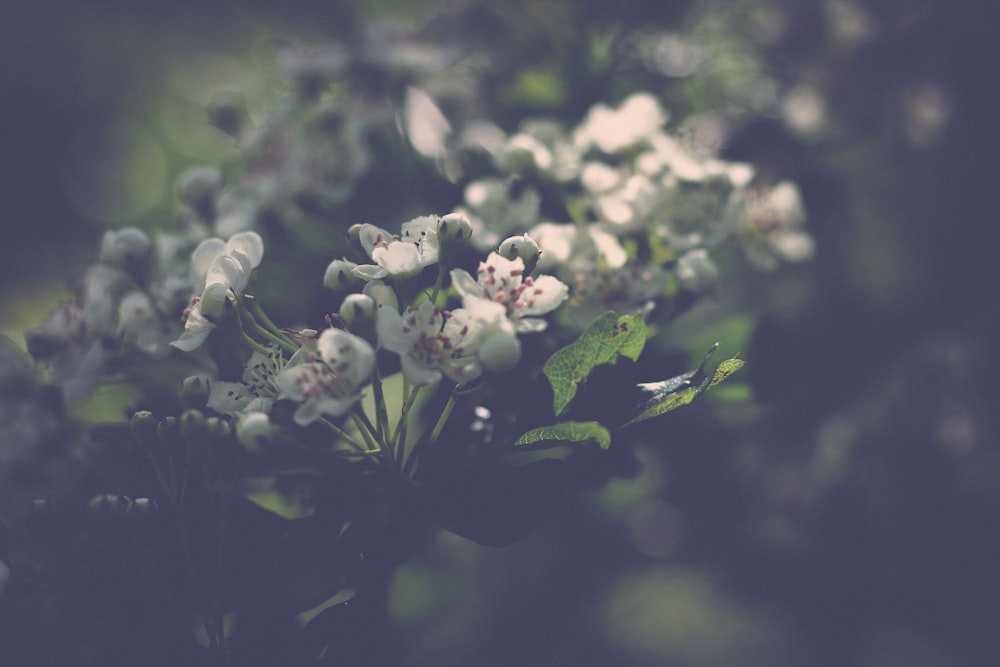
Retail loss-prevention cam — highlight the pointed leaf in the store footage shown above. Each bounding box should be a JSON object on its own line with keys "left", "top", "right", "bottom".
{"left": 515, "top": 421, "right": 612, "bottom": 450}
{"left": 708, "top": 357, "right": 746, "bottom": 388}
{"left": 623, "top": 343, "right": 746, "bottom": 426}
{"left": 625, "top": 386, "right": 700, "bottom": 425}
{"left": 544, "top": 311, "right": 647, "bottom": 416}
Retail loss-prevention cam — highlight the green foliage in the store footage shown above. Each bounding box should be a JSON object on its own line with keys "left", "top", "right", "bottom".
{"left": 623, "top": 344, "right": 744, "bottom": 426}
{"left": 543, "top": 311, "right": 647, "bottom": 416}
{"left": 515, "top": 420, "right": 612, "bottom": 450}
{"left": 241, "top": 478, "right": 316, "bottom": 519}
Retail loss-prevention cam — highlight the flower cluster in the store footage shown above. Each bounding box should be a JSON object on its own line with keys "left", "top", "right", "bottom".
{"left": 438, "top": 91, "right": 813, "bottom": 326}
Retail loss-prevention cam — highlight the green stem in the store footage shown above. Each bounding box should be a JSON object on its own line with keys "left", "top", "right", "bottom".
{"left": 317, "top": 416, "right": 375, "bottom": 453}
{"left": 403, "top": 382, "right": 463, "bottom": 478}
{"left": 351, "top": 411, "right": 387, "bottom": 464}
{"left": 392, "top": 384, "right": 422, "bottom": 468}
{"left": 240, "top": 306, "right": 298, "bottom": 354}
{"left": 370, "top": 363, "right": 390, "bottom": 444}
{"left": 428, "top": 263, "right": 447, "bottom": 305}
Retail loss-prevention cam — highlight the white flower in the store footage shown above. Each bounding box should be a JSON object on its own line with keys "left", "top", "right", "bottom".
{"left": 189, "top": 231, "right": 264, "bottom": 289}
{"left": 171, "top": 231, "right": 264, "bottom": 352}
{"left": 739, "top": 181, "right": 813, "bottom": 270}
{"left": 577, "top": 92, "right": 668, "bottom": 154}
{"left": 208, "top": 345, "right": 286, "bottom": 415}
{"left": 274, "top": 328, "right": 375, "bottom": 425}
{"left": 352, "top": 216, "right": 440, "bottom": 280}
{"left": 456, "top": 178, "right": 541, "bottom": 251}
{"left": 377, "top": 301, "right": 483, "bottom": 386}
{"left": 450, "top": 253, "right": 568, "bottom": 333}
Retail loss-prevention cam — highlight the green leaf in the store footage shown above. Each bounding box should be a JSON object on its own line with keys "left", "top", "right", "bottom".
{"left": 243, "top": 486, "right": 316, "bottom": 519}
{"left": 515, "top": 421, "right": 612, "bottom": 450}
{"left": 625, "top": 386, "right": 699, "bottom": 425}
{"left": 623, "top": 343, "right": 746, "bottom": 426}
{"left": 708, "top": 357, "right": 746, "bottom": 388}
{"left": 544, "top": 311, "right": 647, "bottom": 416}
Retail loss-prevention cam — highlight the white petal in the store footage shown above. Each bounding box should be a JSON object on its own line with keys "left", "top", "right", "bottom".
{"left": 170, "top": 308, "right": 215, "bottom": 351}
{"left": 449, "top": 268, "right": 482, "bottom": 300}
{"left": 207, "top": 381, "right": 255, "bottom": 415}
{"left": 358, "top": 224, "right": 393, "bottom": 258}
{"left": 373, "top": 242, "right": 421, "bottom": 275}
{"left": 225, "top": 231, "right": 264, "bottom": 269}
{"left": 375, "top": 307, "right": 408, "bottom": 353}
{"left": 352, "top": 264, "right": 389, "bottom": 281}
{"left": 519, "top": 275, "right": 569, "bottom": 316}
{"left": 317, "top": 328, "right": 375, "bottom": 385}
{"left": 400, "top": 354, "right": 442, "bottom": 386}
{"left": 205, "top": 254, "right": 245, "bottom": 290}
{"left": 190, "top": 237, "right": 226, "bottom": 284}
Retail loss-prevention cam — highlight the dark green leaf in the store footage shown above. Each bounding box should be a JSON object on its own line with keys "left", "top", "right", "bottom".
{"left": 515, "top": 421, "right": 612, "bottom": 450}
{"left": 543, "top": 311, "right": 647, "bottom": 416}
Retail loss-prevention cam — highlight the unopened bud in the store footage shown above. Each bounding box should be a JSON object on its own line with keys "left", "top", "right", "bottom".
{"left": 323, "top": 259, "right": 361, "bottom": 291}
{"left": 178, "top": 166, "right": 222, "bottom": 219}
{"left": 205, "top": 416, "right": 231, "bottom": 438}
{"left": 478, "top": 330, "right": 522, "bottom": 373}
{"left": 157, "top": 416, "right": 180, "bottom": 450}
{"left": 339, "top": 293, "right": 376, "bottom": 329}
{"left": 179, "top": 409, "right": 207, "bottom": 439}
{"left": 100, "top": 227, "right": 152, "bottom": 273}
{"left": 130, "top": 410, "right": 158, "bottom": 449}
{"left": 236, "top": 411, "right": 274, "bottom": 453}
{"left": 437, "top": 213, "right": 473, "bottom": 242}
{"left": 180, "top": 376, "right": 211, "bottom": 409}
{"left": 497, "top": 234, "right": 542, "bottom": 275}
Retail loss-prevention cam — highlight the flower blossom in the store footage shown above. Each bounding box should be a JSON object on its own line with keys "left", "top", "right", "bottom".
{"left": 207, "top": 345, "right": 286, "bottom": 415}
{"left": 576, "top": 92, "right": 667, "bottom": 154}
{"left": 450, "top": 253, "right": 568, "bottom": 333}
{"left": 352, "top": 216, "right": 440, "bottom": 280}
{"left": 274, "top": 328, "right": 375, "bottom": 425}
{"left": 377, "top": 301, "right": 485, "bottom": 386}
{"left": 171, "top": 231, "right": 264, "bottom": 352}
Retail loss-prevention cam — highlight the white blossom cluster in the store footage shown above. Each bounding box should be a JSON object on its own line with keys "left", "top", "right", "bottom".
{"left": 442, "top": 92, "right": 813, "bottom": 325}
{"left": 24, "top": 44, "right": 812, "bottom": 454}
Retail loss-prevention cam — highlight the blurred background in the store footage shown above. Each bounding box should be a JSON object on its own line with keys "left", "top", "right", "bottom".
{"left": 2, "top": 0, "right": 999, "bottom": 665}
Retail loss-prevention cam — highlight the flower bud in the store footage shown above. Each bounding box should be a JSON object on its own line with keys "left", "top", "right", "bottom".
{"left": 157, "top": 416, "right": 180, "bottom": 451}
{"left": 478, "top": 330, "right": 522, "bottom": 373}
{"left": 177, "top": 166, "right": 222, "bottom": 219}
{"left": 205, "top": 416, "right": 231, "bottom": 438}
{"left": 179, "top": 409, "right": 207, "bottom": 439}
{"left": 236, "top": 411, "right": 274, "bottom": 453}
{"left": 437, "top": 213, "right": 473, "bottom": 242}
{"left": 130, "top": 410, "right": 158, "bottom": 449}
{"left": 99, "top": 227, "right": 152, "bottom": 273}
{"left": 497, "top": 234, "right": 542, "bottom": 275}
{"left": 180, "top": 376, "right": 211, "bottom": 409}
{"left": 323, "top": 259, "right": 361, "bottom": 291}
{"left": 339, "top": 293, "right": 376, "bottom": 329}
